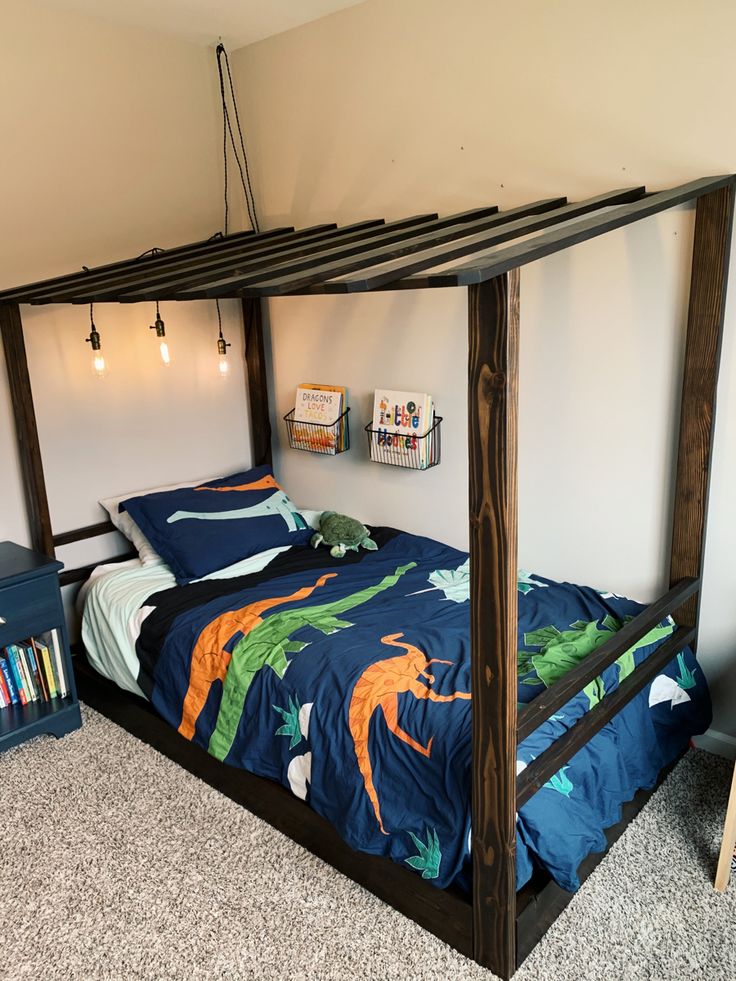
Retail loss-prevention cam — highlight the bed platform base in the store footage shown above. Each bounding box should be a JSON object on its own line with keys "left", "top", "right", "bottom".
{"left": 4, "top": 176, "right": 734, "bottom": 978}
{"left": 73, "top": 655, "right": 682, "bottom": 970}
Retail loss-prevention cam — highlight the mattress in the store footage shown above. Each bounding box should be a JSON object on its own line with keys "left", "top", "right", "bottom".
{"left": 81, "top": 509, "right": 324, "bottom": 696}
{"left": 81, "top": 526, "right": 711, "bottom": 894}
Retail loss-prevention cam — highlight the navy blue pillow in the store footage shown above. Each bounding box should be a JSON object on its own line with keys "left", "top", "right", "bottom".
{"left": 120, "top": 466, "right": 311, "bottom": 583}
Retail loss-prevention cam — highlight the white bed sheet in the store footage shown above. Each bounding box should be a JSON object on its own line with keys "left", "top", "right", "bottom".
{"left": 81, "top": 509, "right": 322, "bottom": 698}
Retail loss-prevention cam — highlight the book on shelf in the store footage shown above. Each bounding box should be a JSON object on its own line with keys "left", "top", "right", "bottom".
{"left": 0, "top": 630, "right": 69, "bottom": 712}
{"left": 19, "top": 643, "right": 39, "bottom": 702}
{"left": 0, "top": 664, "right": 10, "bottom": 706}
{"left": 0, "top": 654, "right": 19, "bottom": 705}
{"left": 6, "top": 646, "right": 27, "bottom": 705}
{"left": 292, "top": 382, "right": 347, "bottom": 454}
{"left": 370, "top": 389, "right": 435, "bottom": 468}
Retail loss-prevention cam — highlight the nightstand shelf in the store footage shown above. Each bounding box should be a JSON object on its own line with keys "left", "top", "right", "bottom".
{"left": 0, "top": 541, "right": 82, "bottom": 752}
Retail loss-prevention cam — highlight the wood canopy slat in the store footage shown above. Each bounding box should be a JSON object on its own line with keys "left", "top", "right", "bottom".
{"left": 230, "top": 201, "right": 563, "bottom": 299}
{"left": 28, "top": 223, "right": 342, "bottom": 305}
{"left": 58, "top": 219, "right": 390, "bottom": 304}
{"left": 0, "top": 226, "right": 291, "bottom": 303}
{"left": 315, "top": 188, "right": 645, "bottom": 293}
{"left": 1, "top": 177, "right": 732, "bottom": 306}
{"left": 163, "top": 204, "right": 505, "bottom": 300}
{"left": 108, "top": 214, "right": 440, "bottom": 302}
{"left": 398, "top": 175, "right": 736, "bottom": 290}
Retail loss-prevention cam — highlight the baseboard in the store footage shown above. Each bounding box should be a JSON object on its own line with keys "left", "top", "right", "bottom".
{"left": 693, "top": 728, "right": 736, "bottom": 760}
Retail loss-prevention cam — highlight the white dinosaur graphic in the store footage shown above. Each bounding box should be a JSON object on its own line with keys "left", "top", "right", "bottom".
{"left": 166, "top": 490, "right": 307, "bottom": 532}
{"left": 648, "top": 675, "right": 692, "bottom": 709}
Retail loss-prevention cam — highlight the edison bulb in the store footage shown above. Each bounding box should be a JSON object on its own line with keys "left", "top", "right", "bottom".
{"left": 218, "top": 353, "right": 229, "bottom": 378}
{"left": 92, "top": 352, "right": 107, "bottom": 378}
{"left": 159, "top": 339, "right": 171, "bottom": 366}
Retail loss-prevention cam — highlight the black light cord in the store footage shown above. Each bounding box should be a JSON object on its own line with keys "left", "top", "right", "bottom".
{"left": 221, "top": 44, "right": 259, "bottom": 232}
{"left": 219, "top": 55, "right": 230, "bottom": 235}
{"left": 216, "top": 42, "right": 259, "bottom": 234}
{"left": 216, "top": 298, "right": 223, "bottom": 338}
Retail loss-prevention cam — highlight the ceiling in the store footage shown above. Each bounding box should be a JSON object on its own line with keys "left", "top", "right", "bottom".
{"left": 37, "top": 0, "right": 366, "bottom": 49}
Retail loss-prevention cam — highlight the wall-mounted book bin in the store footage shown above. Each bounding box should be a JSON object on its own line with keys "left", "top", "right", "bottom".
{"left": 284, "top": 407, "right": 350, "bottom": 455}
{"left": 365, "top": 414, "right": 442, "bottom": 470}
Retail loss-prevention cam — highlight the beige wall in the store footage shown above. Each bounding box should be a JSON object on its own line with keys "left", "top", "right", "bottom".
{"left": 232, "top": 0, "right": 736, "bottom": 752}
{"left": 0, "top": 1, "right": 251, "bottom": 572}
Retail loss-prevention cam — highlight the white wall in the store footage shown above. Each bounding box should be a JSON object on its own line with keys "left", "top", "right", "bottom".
{"left": 232, "top": 0, "right": 736, "bottom": 749}
{"left": 0, "top": 1, "right": 251, "bottom": 575}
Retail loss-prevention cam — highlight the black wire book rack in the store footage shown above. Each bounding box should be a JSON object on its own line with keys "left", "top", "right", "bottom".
{"left": 283, "top": 407, "right": 350, "bottom": 455}
{"left": 364, "top": 414, "right": 442, "bottom": 470}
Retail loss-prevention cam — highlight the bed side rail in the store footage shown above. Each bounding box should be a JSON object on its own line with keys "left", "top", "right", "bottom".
{"left": 515, "top": 577, "right": 700, "bottom": 808}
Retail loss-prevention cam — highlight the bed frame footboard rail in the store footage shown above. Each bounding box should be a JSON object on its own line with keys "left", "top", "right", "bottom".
{"left": 516, "top": 576, "right": 700, "bottom": 743}
{"left": 516, "top": 624, "right": 696, "bottom": 808}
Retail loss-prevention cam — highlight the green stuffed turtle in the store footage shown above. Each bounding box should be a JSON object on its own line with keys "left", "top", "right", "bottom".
{"left": 310, "top": 511, "right": 378, "bottom": 558}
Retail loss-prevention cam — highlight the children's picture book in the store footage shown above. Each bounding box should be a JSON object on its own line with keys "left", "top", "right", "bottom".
{"left": 371, "top": 389, "right": 434, "bottom": 468}
{"left": 291, "top": 383, "right": 347, "bottom": 454}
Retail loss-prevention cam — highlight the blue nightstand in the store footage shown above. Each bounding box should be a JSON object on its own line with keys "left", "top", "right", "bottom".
{"left": 0, "top": 541, "right": 82, "bottom": 751}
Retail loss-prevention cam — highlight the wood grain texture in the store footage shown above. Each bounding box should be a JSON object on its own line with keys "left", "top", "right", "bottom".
{"left": 670, "top": 183, "right": 736, "bottom": 630}
{"left": 517, "top": 577, "right": 699, "bottom": 742}
{"left": 0, "top": 304, "right": 54, "bottom": 557}
{"left": 468, "top": 272, "right": 520, "bottom": 980}
{"left": 242, "top": 297, "right": 272, "bottom": 468}
{"left": 516, "top": 626, "right": 695, "bottom": 808}
{"left": 715, "top": 761, "right": 736, "bottom": 891}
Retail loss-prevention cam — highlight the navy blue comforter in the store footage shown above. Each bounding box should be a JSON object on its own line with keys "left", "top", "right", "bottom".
{"left": 134, "top": 528, "right": 711, "bottom": 892}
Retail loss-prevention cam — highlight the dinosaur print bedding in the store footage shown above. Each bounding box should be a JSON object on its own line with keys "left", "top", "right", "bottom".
{"left": 131, "top": 527, "right": 712, "bottom": 893}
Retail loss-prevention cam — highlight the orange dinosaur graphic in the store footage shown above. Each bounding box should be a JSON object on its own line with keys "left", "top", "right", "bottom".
{"left": 178, "top": 572, "right": 336, "bottom": 739}
{"left": 194, "top": 474, "right": 280, "bottom": 493}
{"left": 348, "top": 632, "right": 471, "bottom": 834}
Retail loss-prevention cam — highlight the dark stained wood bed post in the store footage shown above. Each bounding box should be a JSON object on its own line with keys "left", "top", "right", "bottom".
{"left": 241, "top": 296, "right": 273, "bottom": 467}
{"left": 669, "top": 184, "right": 735, "bottom": 634}
{"left": 0, "top": 302, "right": 55, "bottom": 557}
{"left": 468, "top": 269, "right": 520, "bottom": 980}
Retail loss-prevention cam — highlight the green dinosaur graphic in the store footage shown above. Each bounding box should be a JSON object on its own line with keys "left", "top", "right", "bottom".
{"left": 273, "top": 696, "right": 303, "bottom": 750}
{"left": 405, "top": 828, "right": 441, "bottom": 879}
{"left": 208, "top": 562, "right": 417, "bottom": 760}
{"left": 518, "top": 570, "right": 549, "bottom": 595}
{"left": 675, "top": 652, "right": 697, "bottom": 690}
{"left": 521, "top": 615, "right": 675, "bottom": 709}
{"left": 544, "top": 766, "right": 573, "bottom": 797}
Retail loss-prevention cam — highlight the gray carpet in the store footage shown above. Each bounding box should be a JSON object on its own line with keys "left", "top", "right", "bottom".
{"left": 1, "top": 706, "right": 734, "bottom": 981}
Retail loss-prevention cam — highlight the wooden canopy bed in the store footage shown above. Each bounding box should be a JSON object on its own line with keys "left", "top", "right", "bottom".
{"left": 1, "top": 175, "right": 733, "bottom": 979}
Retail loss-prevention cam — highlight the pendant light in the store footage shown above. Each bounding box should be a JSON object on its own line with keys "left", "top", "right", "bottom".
{"left": 85, "top": 303, "right": 107, "bottom": 378}
{"left": 216, "top": 299, "right": 231, "bottom": 378}
{"left": 149, "top": 300, "right": 171, "bottom": 366}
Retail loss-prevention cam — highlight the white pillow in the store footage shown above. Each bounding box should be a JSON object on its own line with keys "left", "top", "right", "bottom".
{"left": 100, "top": 474, "right": 221, "bottom": 565}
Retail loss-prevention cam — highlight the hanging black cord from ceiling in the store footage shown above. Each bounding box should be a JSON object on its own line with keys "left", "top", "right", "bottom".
{"left": 216, "top": 42, "right": 260, "bottom": 235}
